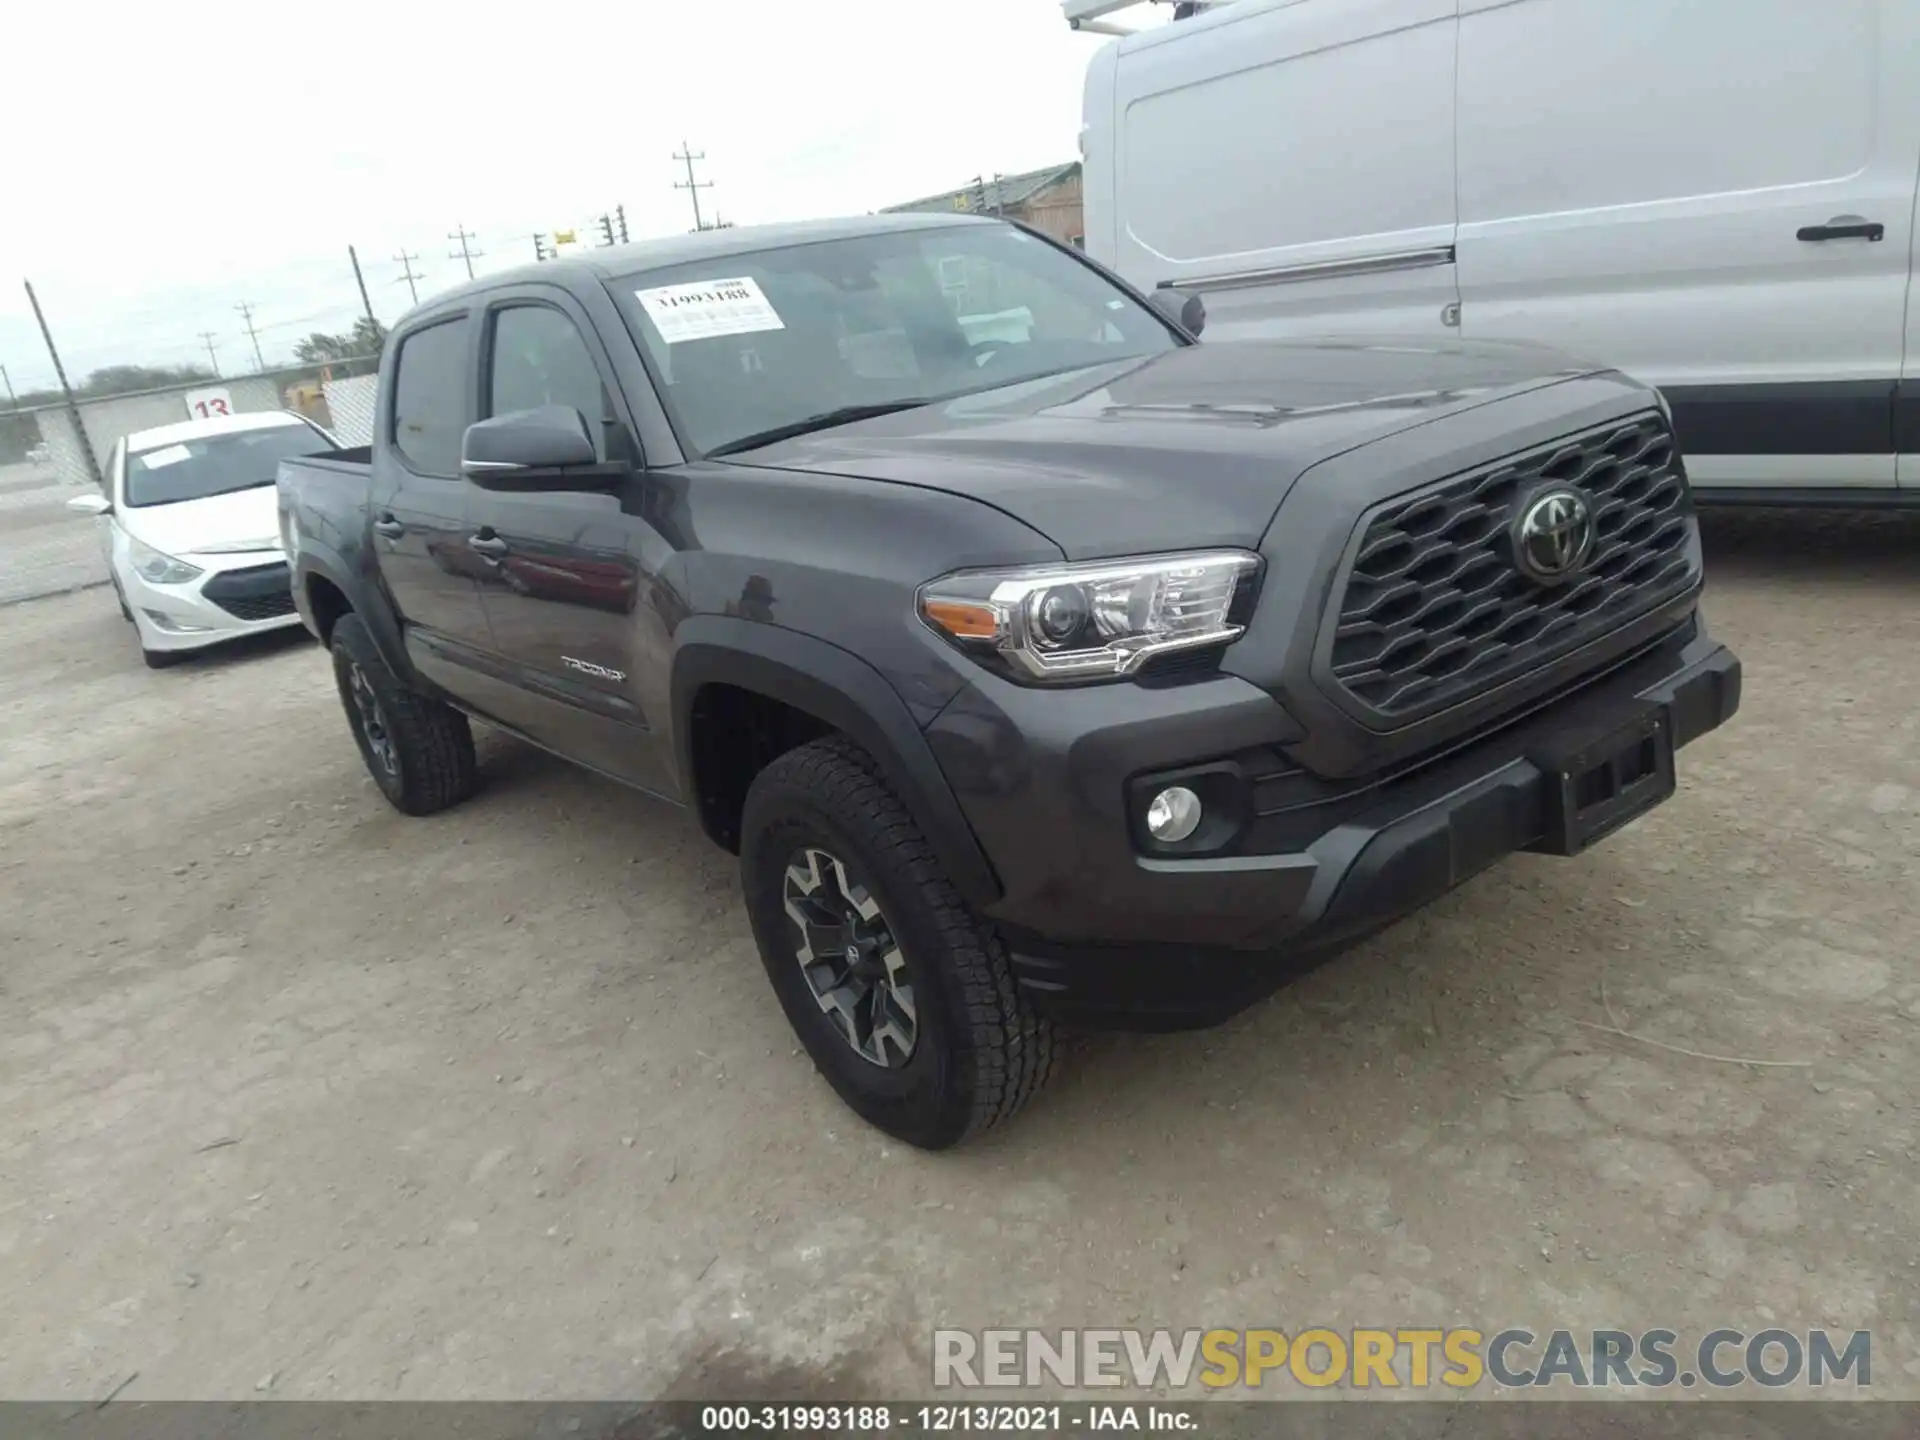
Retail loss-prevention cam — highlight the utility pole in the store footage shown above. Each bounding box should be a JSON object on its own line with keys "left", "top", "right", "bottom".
{"left": 393, "top": 251, "right": 423, "bottom": 306}
{"left": 595, "top": 212, "right": 616, "bottom": 248}
{"left": 349, "top": 245, "right": 380, "bottom": 333}
{"left": 615, "top": 204, "right": 629, "bottom": 245}
{"left": 24, "top": 280, "right": 103, "bottom": 487}
{"left": 673, "top": 141, "right": 713, "bottom": 231}
{"left": 235, "top": 301, "right": 266, "bottom": 372}
{"left": 198, "top": 332, "right": 221, "bottom": 377}
{"left": 448, "top": 223, "right": 482, "bottom": 279}
{"left": 1, "top": 363, "right": 15, "bottom": 408}
{"left": 533, "top": 233, "right": 550, "bottom": 262}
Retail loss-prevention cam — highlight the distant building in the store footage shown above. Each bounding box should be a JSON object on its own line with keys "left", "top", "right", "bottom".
{"left": 883, "top": 162, "right": 1085, "bottom": 247}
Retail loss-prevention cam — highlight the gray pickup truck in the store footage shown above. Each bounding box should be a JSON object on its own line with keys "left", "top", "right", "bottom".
{"left": 277, "top": 212, "right": 1740, "bottom": 1148}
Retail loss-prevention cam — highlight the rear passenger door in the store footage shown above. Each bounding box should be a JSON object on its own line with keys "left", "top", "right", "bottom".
{"left": 1103, "top": 0, "right": 1461, "bottom": 342}
{"left": 1454, "top": 0, "right": 1920, "bottom": 494}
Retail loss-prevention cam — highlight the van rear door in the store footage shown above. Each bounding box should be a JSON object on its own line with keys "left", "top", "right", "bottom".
{"left": 1093, "top": 0, "right": 1461, "bottom": 344}
{"left": 1454, "top": 0, "right": 1920, "bottom": 498}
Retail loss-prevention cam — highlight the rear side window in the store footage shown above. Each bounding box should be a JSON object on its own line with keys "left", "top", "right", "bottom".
{"left": 390, "top": 318, "right": 470, "bottom": 475}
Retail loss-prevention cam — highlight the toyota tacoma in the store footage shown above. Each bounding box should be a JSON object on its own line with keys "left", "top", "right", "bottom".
{"left": 276, "top": 213, "right": 1741, "bottom": 1149}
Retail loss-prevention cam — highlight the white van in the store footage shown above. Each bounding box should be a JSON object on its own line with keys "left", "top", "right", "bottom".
{"left": 1078, "top": 0, "right": 1920, "bottom": 504}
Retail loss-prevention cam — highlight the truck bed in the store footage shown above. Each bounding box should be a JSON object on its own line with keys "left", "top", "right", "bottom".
{"left": 277, "top": 448, "right": 377, "bottom": 574}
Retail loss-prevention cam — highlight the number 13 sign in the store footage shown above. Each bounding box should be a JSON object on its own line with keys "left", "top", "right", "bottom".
{"left": 183, "top": 386, "right": 233, "bottom": 420}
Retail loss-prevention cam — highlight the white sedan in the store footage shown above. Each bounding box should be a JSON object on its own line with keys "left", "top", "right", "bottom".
{"left": 67, "top": 411, "right": 338, "bottom": 668}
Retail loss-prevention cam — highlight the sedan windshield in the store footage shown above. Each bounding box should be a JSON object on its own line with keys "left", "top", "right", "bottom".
{"left": 125, "top": 422, "right": 334, "bottom": 508}
{"left": 613, "top": 224, "right": 1182, "bottom": 456}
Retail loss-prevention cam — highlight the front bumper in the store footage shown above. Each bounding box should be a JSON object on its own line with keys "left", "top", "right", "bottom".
{"left": 925, "top": 620, "right": 1739, "bottom": 1029}
{"left": 125, "top": 555, "right": 302, "bottom": 653}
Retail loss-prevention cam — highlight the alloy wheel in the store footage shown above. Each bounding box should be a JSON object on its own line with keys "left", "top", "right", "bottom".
{"left": 348, "top": 664, "right": 399, "bottom": 777}
{"left": 782, "top": 847, "right": 917, "bottom": 1068}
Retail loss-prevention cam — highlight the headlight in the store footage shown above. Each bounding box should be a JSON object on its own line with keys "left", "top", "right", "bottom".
{"left": 918, "top": 550, "right": 1261, "bottom": 682}
{"left": 127, "top": 535, "right": 203, "bottom": 586}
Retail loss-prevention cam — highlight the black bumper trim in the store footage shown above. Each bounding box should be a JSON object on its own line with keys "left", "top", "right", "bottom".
{"left": 1005, "top": 637, "right": 1740, "bottom": 1030}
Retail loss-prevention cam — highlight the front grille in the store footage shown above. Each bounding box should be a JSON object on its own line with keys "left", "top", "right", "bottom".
{"left": 201, "top": 562, "right": 295, "bottom": 623}
{"left": 210, "top": 591, "right": 297, "bottom": 622}
{"left": 1325, "top": 413, "right": 1695, "bottom": 723}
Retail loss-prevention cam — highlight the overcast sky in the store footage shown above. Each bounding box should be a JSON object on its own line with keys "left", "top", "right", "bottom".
{"left": 0, "top": 0, "right": 1163, "bottom": 395}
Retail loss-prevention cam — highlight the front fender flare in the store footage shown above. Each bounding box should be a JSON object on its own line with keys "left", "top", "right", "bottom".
{"left": 670, "top": 617, "right": 1000, "bottom": 909}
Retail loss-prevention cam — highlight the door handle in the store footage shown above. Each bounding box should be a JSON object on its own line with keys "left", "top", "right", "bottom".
{"left": 372, "top": 516, "right": 404, "bottom": 539}
{"left": 467, "top": 532, "right": 510, "bottom": 558}
{"left": 1797, "top": 218, "right": 1884, "bottom": 242}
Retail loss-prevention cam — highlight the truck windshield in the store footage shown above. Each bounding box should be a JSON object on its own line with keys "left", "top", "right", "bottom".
{"left": 125, "top": 422, "right": 333, "bottom": 508}
{"left": 613, "top": 224, "right": 1181, "bottom": 456}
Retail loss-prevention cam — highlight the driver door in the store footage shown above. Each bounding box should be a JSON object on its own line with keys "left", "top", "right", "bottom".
{"left": 461, "top": 287, "right": 677, "bottom": 796}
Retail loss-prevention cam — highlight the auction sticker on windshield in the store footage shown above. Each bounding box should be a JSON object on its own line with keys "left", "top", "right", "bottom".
{"left": 137, "top": 444, "right": 192, "bottom": 469}
{"left": 636, "top": 277, "right": 786, "bottom": 343}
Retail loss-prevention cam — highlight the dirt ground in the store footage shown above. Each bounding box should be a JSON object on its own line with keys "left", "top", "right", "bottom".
{"left": 2, "top": 511, "right": 1916, "bottom": 1404}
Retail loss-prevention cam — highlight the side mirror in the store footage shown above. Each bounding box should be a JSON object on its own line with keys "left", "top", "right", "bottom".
{"left": 1149, "top": 288, "right": 1206, "bottom": 338}
{"left": 67, "top": 493, "right": 111, "bottom": 517}
{"left": 461, "top": 405, "right": 597, "bottom": 481}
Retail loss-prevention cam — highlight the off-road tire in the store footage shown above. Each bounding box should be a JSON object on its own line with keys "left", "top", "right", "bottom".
{"left": 329, "top": 612, "right": 477, "bottom": 816}
{"left": 740, "top": 736, "right": 1057, "bottom": 1149}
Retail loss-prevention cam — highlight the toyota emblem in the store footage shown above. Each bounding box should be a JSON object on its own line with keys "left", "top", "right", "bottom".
{"left": 1512, "top": 486, "right": 1596, "bottom": 583}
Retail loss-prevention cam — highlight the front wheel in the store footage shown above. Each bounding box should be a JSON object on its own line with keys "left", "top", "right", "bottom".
{"left": 329, "top": 612, "right": 477, "bottom": 815}
{"left": 740, "top": 737, "right": 1057, "bottom": 1149}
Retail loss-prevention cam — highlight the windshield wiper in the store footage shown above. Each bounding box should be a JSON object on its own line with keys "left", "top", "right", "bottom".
{"left": 705, "top": 400, "right": 933, "bottom": 457}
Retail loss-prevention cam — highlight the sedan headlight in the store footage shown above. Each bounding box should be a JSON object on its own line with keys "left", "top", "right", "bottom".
{"left": 918, "top": 550, "right": 1261, "bottom": 682}
{"left": 127, "top": 535, "right": 203, "bottom": 586}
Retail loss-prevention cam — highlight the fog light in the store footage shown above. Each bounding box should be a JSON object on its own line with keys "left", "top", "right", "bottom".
{"left": 1145, "top": 785, "right": 1202, "bottom": 842}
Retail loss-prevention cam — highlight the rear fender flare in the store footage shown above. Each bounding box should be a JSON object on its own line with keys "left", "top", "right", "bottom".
{"left": 293, "top": 546, "right": 411, "bottom": 682}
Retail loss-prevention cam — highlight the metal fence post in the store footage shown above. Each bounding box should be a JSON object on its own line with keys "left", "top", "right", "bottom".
{"left": 23, "top": 280, "right": 102, "bottom": 489}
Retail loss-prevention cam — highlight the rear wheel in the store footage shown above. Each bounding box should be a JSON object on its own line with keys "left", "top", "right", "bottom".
{"left": 740, "top": 736, "right": 1057, "bottom": 1149}
{"left": 328, "top": 612, "right": 477, "bottom": 815}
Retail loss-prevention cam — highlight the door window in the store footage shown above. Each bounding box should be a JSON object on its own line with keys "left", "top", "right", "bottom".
{"left": 487, "top": 305, "right": 613, "bottom": 448}
{"left": 390, "top": 317, "right": 471, "bottom": 476}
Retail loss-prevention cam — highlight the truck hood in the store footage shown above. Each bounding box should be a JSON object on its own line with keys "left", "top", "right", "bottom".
{"left": 737, "top": 339, "right": 1604, "bottom": 559}
{"left": 121, "top": 483, "right": 284, "bottom": 561}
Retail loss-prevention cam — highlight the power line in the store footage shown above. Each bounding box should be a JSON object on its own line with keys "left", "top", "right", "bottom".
{"left": 394, "top": 250, "right": 423, "bottom": 306}
{"left": 448, "top": 223, "right": 483, "bottom": 280}
{"left": 235, "top": 301, "right": 266, "bottom": 372}
{"left": 198, "top": 332, "right": 221, "bottom": 377}
{"left": 254, "top": 304, "right": 368, "bottom": 335}
{"left": 673, "top": 141, "right": 714, "bottom": 231}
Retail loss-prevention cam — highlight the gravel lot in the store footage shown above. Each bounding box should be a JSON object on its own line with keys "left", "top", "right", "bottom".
{"left": 2, "top": 511, "right": 1916, "bottom": 1403}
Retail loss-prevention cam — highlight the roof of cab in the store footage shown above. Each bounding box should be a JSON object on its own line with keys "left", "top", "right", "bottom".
{"left": 409, "top": 211, "right": 1004, "bottom": 317}
{"left": 126, "top": 409, "right": 315, "bottom": 454}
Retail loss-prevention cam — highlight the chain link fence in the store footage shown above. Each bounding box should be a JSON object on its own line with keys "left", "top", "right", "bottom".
{"left": 0, "top": 356, "right": 379, "bottom": 606}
